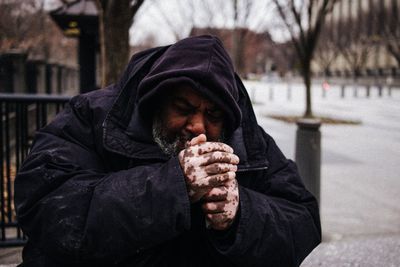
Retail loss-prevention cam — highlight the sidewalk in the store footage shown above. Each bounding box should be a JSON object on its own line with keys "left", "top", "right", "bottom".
{"left": 0, "top": 247, "right": 20, "bottom": 266}
{"left": 301, "top": 234, "right": 400, "bottom": 267}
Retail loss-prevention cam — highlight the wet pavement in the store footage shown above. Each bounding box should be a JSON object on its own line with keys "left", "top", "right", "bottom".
{"left": 0, "top": 247, "right": 19, "bottom": 266}
{"left": 301, "top": 234, "right": 400, "bottom": 267}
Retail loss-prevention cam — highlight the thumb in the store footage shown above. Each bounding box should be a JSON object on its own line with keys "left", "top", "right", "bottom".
{"left": 189, "top": 134, "right": 207, "bottom": 146}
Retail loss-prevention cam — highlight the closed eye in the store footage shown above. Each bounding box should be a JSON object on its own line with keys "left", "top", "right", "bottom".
{"left": 206, "top": 109, "right": 224, "bottom": 122}
{"left": 172, "top": 98, "right": 196, "bottom": 115}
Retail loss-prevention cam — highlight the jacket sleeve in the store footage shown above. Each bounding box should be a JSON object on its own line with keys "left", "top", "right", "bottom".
{"left": 208, "top": 130, "right": 321, "bottom": 267}
{"left": 14, "top": 95, "right": 191, "bottom": 265}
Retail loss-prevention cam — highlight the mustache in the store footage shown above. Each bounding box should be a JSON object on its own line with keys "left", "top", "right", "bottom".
{"left": 152, "top": 116, "right": 190, "bottom": 156}
{"left": 179, "top": 131, "right": 196, "bottom": 142}
{"left": 152, "top": 114, "right": 226, "bottom": 156}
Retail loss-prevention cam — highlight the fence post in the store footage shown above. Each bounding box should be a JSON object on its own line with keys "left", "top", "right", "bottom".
{"left": 251, "top": 87, "right": 256, "bottom": 103}
{"left": 353, "top": 85, "right": 358, "bottom": 98}
{"left": 295, "top": 119, "right": 321, "bottom": 203}
{"left": 341, "top": 84, "right": 345, "bottom": 98}
{"left": 269, "top": 86, "right": 274, "bottom": 101}
{"left": 287, "top": 82, "right": 292, "bottom": 101}
{"left": 378, "top": 84, "right": 383, "bottom": 97}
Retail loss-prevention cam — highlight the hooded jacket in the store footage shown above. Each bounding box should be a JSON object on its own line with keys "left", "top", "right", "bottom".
{"left": 15, "top": 35, "right": 321, "bottom": 267}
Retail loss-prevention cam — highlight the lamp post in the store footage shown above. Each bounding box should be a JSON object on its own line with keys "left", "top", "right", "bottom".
{"left": 50, "top": 0, "right": 99, "bottom": 93}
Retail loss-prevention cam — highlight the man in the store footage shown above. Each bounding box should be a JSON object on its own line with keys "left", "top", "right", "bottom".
{"left": 15, "top": 35, "right": 321, "bottom": 266}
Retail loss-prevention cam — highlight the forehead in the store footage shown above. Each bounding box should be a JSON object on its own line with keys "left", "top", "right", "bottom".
{"left": 168, "top": 85, "right": 218, "bottom": 108}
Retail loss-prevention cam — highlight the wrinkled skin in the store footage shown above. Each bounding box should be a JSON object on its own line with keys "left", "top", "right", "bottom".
{"left": 179, "top": 134, "right": 240, "bottom": 230}
{"left": 202, "top": 178, "right": 239, "bottom": 230}
{"left": 156, "top": 86, "right": 225, "bottom": 154}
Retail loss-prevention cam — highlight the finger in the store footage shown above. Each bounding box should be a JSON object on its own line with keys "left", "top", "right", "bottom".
{"left": 203, "top": 186, "right": 228, "bottom": 201}
{"left": 188, "top": 134, "right": 207, "bottom": 147}
{"left": 200, "top": 151, "right": 239, "bottom": 166}
{"left": 224, "top": 179, "right": 239, "bottom": 198}
{"left": 192, "top": 171, "right": 235, "bottom": 188}
{"left": 183, "top": 165, "right": 208, "bottom": 183}
{"left": 188, "top": 188, "right": 208, "bottom": 203}
{"left": 205, "top": 171, "right": 236, "bottom": 187}
{"left": 194, "top": 142, "right": 234, "bottom": 155}
{"left": 205, "top": 163, "right": 237, "bottom": 175}
{"left": 206, "top": 213, "right": 233, "bottom": 230}
{"left": 185, "top": 152, "right": 239, "bottom": 169}
{"left": 202, "top": 201, "right": 227, "bottom": 214}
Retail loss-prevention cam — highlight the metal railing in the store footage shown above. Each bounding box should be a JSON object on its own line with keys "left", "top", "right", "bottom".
{"left": 0, "top": 93, "right": 71, "bottom": 247}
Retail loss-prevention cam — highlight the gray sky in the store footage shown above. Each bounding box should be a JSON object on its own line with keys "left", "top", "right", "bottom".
{"left": 131, "top": 0, "right": 287, "bottom": 46}
{"left": 45, "top": 0, "right": 287, "bottom": 46}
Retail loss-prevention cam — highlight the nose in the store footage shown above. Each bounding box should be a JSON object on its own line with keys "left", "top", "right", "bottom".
{"left": 186, "top": 113, "right": 206, "bottom": 136}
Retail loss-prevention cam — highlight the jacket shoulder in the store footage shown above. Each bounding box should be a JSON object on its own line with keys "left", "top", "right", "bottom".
{"left": 71, "top": 85, "right": 118, "bottom": 110}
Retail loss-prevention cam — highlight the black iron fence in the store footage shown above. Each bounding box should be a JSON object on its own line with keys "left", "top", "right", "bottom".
{"left": 0, "top": 93, "right": 71, "bottom": 247}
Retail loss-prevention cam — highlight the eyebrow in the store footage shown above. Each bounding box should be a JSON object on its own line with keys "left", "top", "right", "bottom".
{"left": 173, "top": 96, "right": 199, "bottom": 108}
{"left": 172, "top": 95, "right": 219, "bottom": 111}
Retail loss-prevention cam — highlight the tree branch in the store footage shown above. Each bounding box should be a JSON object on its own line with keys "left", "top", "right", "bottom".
{"left": 290, "top": 0, "right": 306, "bottom": 48}
{"left": 130, "top": 0, "right": 145, "bottom": 22}
{"left": 272, "top": 0, "right": 305, "bottom": 60}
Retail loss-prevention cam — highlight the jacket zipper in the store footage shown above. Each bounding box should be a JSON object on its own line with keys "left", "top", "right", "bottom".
{"left": 237, "top": 165, "right": 268, "bottom": 173}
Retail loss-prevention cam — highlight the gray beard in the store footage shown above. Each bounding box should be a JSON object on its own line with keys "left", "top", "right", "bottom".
{"left": 152, "top": 114, "right": 226, "bottom": 156}
{"left": 152, "top": 115, "right": 183, "bottom": 156}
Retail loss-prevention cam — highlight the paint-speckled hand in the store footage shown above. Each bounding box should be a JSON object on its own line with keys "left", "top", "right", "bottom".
{"left": 178, "top": 134, "right": 239, "bottom": 203}
{"left": 202, "top": 178, "right": 239, "bottom": 230}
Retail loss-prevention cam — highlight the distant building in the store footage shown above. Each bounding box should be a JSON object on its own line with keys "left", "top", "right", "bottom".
{"left": 189, "top": 27, "right": 290, "bottom": 78}
{"left": 314, "top": 0, "right": 399, "bottom": 78}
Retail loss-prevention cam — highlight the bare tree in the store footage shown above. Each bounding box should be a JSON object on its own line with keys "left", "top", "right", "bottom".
{"left": 144, "top": 0, "right": 271, "bottom": 77}
{"left": 227, "top": 0, "right": 272, "bottom": 76}
{"left": 0, "top": 0, "right": 76, "bottom": 65}
{"left": 315, "top": 39, "right": 339, "bottom": 77}
{"left": 336, "top": 4, "right": 380, "bottom": 83}
{"left": 143, "top": 0, "right": 230, "bottom": 43}
{"left": 272, "top": 0, "right": 339, "bottom": 117}
{"left": 381, "top": 1, "right": 400, "bottom": 67}
{"left": 0, "top": 0, "right": 40, "bottom": 52}
{"left": 145, "top": 0, "right": 199, "bottom": 42}
{"left": 339, "top": 35, "right": 374, "bottom": 83}
{"left": 95, "top": 0, "right": 145, "bottom": 87}
{"left": 314, "top": 18, "right": 339, "bottom": 77}
{"left": 232, "top": 0, "right": 276, "bottom": 76}
{"left": 232, "top": 0, "right": 271, "bottom": 76}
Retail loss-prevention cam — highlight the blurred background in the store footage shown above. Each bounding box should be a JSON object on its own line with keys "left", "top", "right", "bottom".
{"left": 0, "top": 0, "right": 399, "bottom": 266}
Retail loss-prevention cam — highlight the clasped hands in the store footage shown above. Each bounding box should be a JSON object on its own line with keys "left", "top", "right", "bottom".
{"left": 178, "top": 134, "right": 239, "bottom": 230}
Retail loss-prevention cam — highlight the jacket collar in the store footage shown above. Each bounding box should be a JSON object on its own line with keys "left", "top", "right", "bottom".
{"left": 102, "top": 48, "right": 269, "bottom": 170}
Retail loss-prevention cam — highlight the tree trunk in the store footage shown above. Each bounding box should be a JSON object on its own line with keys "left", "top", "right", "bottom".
{"left": 303, "top": 62, "right": 313, "bottom": 118}
{"left": 103, "top": 1, "right": 131, "bottom": 85}
{"left": 387, "top": 44, "right": 400, "bottom": 67}
{"left": 96, "top": 2, "right": 106, "bottom": 88}
{"left": 233, "top": 29, "right": 246, "bottom": 77}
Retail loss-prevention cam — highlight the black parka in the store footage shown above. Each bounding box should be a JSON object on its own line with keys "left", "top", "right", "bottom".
{"left": 15, "top": 36, "right": 321, "bottom": 267}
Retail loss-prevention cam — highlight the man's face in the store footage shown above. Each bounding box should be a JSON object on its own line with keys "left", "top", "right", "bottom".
{"left": 153, "top": 86, "right": 225, "bottom": 155}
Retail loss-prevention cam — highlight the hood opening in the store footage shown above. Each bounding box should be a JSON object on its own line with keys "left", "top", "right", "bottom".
{"left": 131, "top": 35, "right": 242, "bottom": 138}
